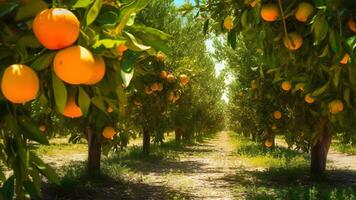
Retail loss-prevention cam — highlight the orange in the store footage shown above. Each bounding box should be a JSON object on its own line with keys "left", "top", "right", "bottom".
{"left": 273, "top": 111, "right": 282, "bottom": 120}
{"left": 63, "top": 97, "right": 83, "bottom": 118}
{"left": 261, "top": 3, "right": 280, "bottom": 22}
{"left": 155, "top": 52, "right": 166, "bottom": 61}
{"left": 284, "top": 32, "right": 303, "bottom": 50}
{"left": 340, "top": 53, "right": 350, "bottom": 64}
{"left": 224, "top": 16, "right": 234, "bottom": 31}
{"left": 304, "top": 94, "right": 315, "bottom": 104}
{"left": 33, "top": 8, "right": 80, "bottom": 50}
{"left": 117, "top": 44, "right": 128, "bottom": 55}
{"left": 150, "top": 83, "right": 159, "bottom": 91}
{"left": 107, "top": 106, "right": 113, "bottom": 113}
{"left": 53, "top": 45, "right": 95, "bottom": 84}
{"left": 39, "top": 125, "right": 46, "bottom": 132}
{"left": 85, "top": 56, "right": 106, "bottom": 85}
{"left": 179, "top": 74, "right": 189, "bottom": 86}
{"left": 264, "top": 139, "right": 273, "bottom": 148}
{"left": 329, "top": 100, "right": 344, "bottom": 114}
{"left": 160, "top": 71, "right": 168, "bottom": 79}
{"left": 157, "top": 83, "right": 164, "bottom": 92}
{"left": 1, "top": 64, "right": 39, "bottom": 104}
{"left": 295, "top": 2, "right": 314, "bottom": 22}
{"left": 144, "top": 86, "right": 153, "bottom": 95}
{"left": 166, "top": 74, "right": 176, "bottom": 83}
{"left": 348, "top": 18, "right": 356, "bottom": 32}
{"left": 281, "top": 81, "right": 292, "bottom": 91}
{"left": 102, "top": 126, "right": 116, "bottom": 140}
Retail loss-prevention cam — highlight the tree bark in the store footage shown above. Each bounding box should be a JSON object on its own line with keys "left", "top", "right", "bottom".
{"left": 87, "top": 126, "right": 101, "bottom": 174}
{"left": 142, "top": 128, "right": 150, "bottom": 156}
{"left": 175, "top": 128, "right": 182, "bottom": 142}
{"left": 310, "top": 117, "right": 332, "bottom": 176}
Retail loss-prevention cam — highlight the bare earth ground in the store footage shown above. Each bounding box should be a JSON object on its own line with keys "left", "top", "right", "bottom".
{"left": 41, "top": 132, "right": 356, "bottom": 199}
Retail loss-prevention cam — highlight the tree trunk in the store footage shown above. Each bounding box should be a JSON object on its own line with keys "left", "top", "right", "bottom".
{"left": 310, "top": 117, "right": 332, "bottom": 176}
{"left": 87, "top": 126, "right": 101, "bottom": 174}
{"left": 142, "top": 128, "right": 150, "bottom": 156}
{"left": 175, "top": 128, "right": 182, "bottom": 142}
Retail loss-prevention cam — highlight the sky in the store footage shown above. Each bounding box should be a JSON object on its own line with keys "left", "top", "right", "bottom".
{"left": 174, "top": 0, "right": 230, "bottom": 102}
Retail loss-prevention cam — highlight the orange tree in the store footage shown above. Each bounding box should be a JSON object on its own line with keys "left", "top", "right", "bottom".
{"left": 188, "top": 0, "right": 356, "bottom": 175}
{"left": 0, "top": 0, "right": 168, "bottom": 198}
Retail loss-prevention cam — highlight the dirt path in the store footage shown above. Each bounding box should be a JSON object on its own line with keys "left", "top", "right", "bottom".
{"left": 122, "top": 131, "right": 243, "bottom": 199}
{"left": 275, "top": 138, "right": 356, "bottom": 170}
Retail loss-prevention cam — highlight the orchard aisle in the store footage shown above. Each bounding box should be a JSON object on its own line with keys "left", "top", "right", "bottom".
{"left": 132, "top": 131, "right": 245, "bottom": 199}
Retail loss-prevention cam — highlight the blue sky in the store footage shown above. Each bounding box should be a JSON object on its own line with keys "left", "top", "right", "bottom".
{"left": 174, "top": 0, "right": 194, "bottom": 6}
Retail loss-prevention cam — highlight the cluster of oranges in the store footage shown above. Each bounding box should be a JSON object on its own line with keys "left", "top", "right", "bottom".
{"left": 0, "top": 8, "right": 110, "bottom": 119}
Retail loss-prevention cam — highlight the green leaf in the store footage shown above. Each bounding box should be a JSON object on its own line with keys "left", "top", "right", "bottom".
{"left": 86, "top": 0, "right": 102, "bottom": 26}
{"left": 126, "top": 12, "right": 136, "bottom": 26}
{"left": 73, "top": 0, "right": 94, "bottom": 8}
{"left": 345, "top": 36, "right": 356, "bottom": 52}
{"left": 52, "top": 73, "right": 67, "bottom": 113}
{"left": 312, "top": 81, "right": 329, "bottom": 96}
{"left": 18, "top": 116, "right": 49, "bottom": 145}
{"left": 30, "top": 153, "right": 60, "bottom": 185}
{"left": 123, "top": 31, "right": 151, "bottom": 51}
{"left": 115, "top": 0, "right": 149, "bottom": 34}
{"left": 312, "top": 14, "right": 328, "bottom": 45}
{"left": 241, "top": 9, "right": 248, "bottom": 28}
{"left": 23, "top": 180, "right": 39, "bottom": 197}
{"left": 0, "top": 2, "right": 18, "bottom": 18}
{"left": 91, "top": 96, "right": 107, "bottom": 113}
{"left": 15, "top": 0, "right": 48, "bottom": 21}
{"left": 203, "top": 19, "right": 209, "bottom": 35}
{"left": 93, "top": 38, "right": 126, "bottom": 49}
{"left": 32, "top": 51, "right": 56, "bottom": 71}
{"left": 0, "top": 176, "right": 14, "bottom": 200}
{"left": 29, "top": 168, "right": 42, "bottom": 198}
{"left": 328, "top": 29, "right": 338, "bottom": 53}
{"left": 78, "top": 87, "right": 91, "bottom": 116}
{"left": 344, "top": 88, "right": 351, "bottom": 107}
{"left": 333, "top": 66, "right": 341, "bottom": 88}
{"left": 18, "top": 34, "right": 42, "bottom": 48}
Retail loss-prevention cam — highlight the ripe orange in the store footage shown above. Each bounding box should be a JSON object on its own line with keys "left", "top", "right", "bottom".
{"left": 223, "top": 16, "right": 234, "bottom": 31}
{"left": 53, "top": 45, "right": 95, "bottom": 84}
{"left": 295, "top": 2, "right": 314, "bottom": 22}
{"left": 329, "top": 100, "right": 344, "bottom": 114}
{"left": 157, "top": 83, "right": 164, "bottom": 92}
{"left": 1, "top": 64, "right": 39, "bottom": 104}
{"left": 261, "top": 3, "right": 280, "bottom": 22}
{"left": 264, "top": 139, "right": 273, "bottom": 148}
{"left": 150, "top": 83, "right": 159, "bottom": 91}
{"left": 348, "top": 18, "right": 356, "bottom": 32}
{"left": 144, "top": 86, "right": 153, "bottom": 95}
{"left": 160, "top": 71, "right": 168, "bottom": 79}
{"left": 340, "top": 53, "right": 350, "bottom": 64}
{"left": 155, "top": 52, "right": 166, "bottom": 61}
{"left": 102, "top": 126, "right": 116, "bottom": 140}
{"left": 166, "top": 74, "right": 176, "bottom": 83}
{"left": 39, "top": 125, "right": 46, "bottom": 132}
{"left": 63, "top": 97, "right": 83, "bottom": 118}
{"left": 304, "top": 94, "right": 315, "bottom": 104}
{"left": 33, "top": 8, "right": 80, "bottom": 50}
{"left": 273, "top": 111, "right": 282, "bottom": 120}
{"left": 117, "top": 44, "right": 128, "bottom": 55}
{"left": 179, "top": 74, "right": 189, "bottom": 86}
{"left": 281, "top": 81, "right": 292, "bottom": 91}
{"left": 107, "top": 106, "right": 113, "bottom": 113}
{"left": 284, "top": 32, "right": 303, "bottom": 50}
{"left": 85, "top": 56, "right": 106, "bottom": 85}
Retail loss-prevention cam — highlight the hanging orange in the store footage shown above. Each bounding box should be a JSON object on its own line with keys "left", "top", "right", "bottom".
{"left": 284, "top": 32, "right": 303, "bottom": 50}
{"left": 1, "top": 64, "right": 39, "bottom": 104}
{"left": 85, "top": 56, "right": 106, "bottom": 85}
{"left": 62, "top": 97, "right": 83, "bottom": 118}
{"left": 33, "top": 8, "right": 80, "bottom": 50}
{"left": 261, "top": 3, "right": 280, "bottom": 22}
{"left": 102, "top": 126, "right": 116, "bottom": 140}
{"left": 53, "top": 45, "right": 95, "bottom": 84}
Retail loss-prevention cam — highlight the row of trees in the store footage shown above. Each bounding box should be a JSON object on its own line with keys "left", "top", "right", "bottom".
{"left": 185, "top": 0, "right": 356, "bottom": 175}
{"left": 0, "top": 0, "right": 225, "bottom": 198}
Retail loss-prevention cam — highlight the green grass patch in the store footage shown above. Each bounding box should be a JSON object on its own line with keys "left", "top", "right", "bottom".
{"left": 331, "top": 140, "right": 356, "bottom": 155}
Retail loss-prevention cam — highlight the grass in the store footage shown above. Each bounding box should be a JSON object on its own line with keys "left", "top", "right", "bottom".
{"left": 30, "top": 137, "right": 87, "bottom": 157}
{"left": 227, "top": 132, "right": 356, "bottom": 200}
{"left": 331, "top": 140, "right": 356, "bottom": 155}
